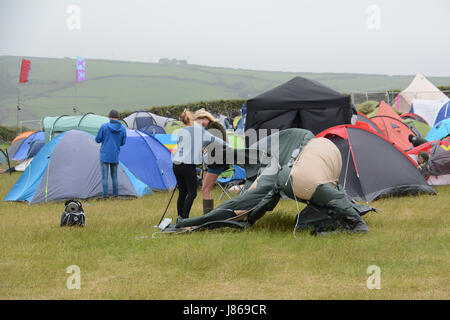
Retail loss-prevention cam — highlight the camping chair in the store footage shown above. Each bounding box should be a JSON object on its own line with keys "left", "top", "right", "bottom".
{"left": 215, "top": 165, "right": 246, "bottom": 201}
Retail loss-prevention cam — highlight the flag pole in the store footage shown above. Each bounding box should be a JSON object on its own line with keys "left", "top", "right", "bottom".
{"left": 74, "top": 58, "right": 78, "bottom": 114}
{"left": 74, "top": 80, "right": 78, "bottom": 114}
{"left": 16, "top": 83, "right": 21, "bottom": 135}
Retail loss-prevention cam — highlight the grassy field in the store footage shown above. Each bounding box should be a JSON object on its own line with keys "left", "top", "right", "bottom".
{"left": 2, "top": 55, "right": 450, "bottom": 128}
{"left": 0, "top": 163, "right": 449, "bottom": 299}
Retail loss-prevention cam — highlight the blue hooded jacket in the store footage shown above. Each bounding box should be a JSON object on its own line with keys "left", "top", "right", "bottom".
{"left": 95, "top": 120, "right": 127, "bottom": 163}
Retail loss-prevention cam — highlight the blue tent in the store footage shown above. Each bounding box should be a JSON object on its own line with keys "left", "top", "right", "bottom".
{"left": 27, "top": 140, "right": 45, "bottom": 159}
{"left": 4, "top": 130, "right": 151, "bottom": 204}
{"left": 426, "top": 119, "right": 450, "bottom": 141}
{"left": 120, "top": 130, "right": 176, "bottom": 190}
{"left": 435, "top": 101, "right": 450, "bottom": 125}
{"left": 10, "top": 132, "right": 45, "bottom": 161}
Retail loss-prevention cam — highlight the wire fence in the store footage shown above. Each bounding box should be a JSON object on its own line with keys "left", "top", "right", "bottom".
{"left": 19, "top": 120, "right": 43, "bottom": 132}
{"left": 351, "top": 90, "right": 450, "bottom": 106}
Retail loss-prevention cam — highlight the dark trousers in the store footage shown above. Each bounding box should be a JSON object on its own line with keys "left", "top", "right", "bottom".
{"left": 173, "top": 163, "right": 197, "bottom": 219}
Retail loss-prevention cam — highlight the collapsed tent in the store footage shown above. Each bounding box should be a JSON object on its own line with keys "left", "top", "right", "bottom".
{"left": 162, "top": 128, "right": 373, "bottom": 234}
{"left": 408, "top": 137, "right": 450, "bottom": 156}
{"left": 395, "top": 73, "right": 448, "bottom": 113}
{"left": 245, "top": 76, "right": 352, "bottom": 141}
{"left": 369, "top": 102, "right": 415, "bottom": 151}
{"left": 9, "top": 132, "right": 45, "bottom": 161}
{"left": 410, "top": 98, "right": 450, "bottom": 127}
{"left": 4, "top": 130, "right": 151, "bottom": 204}
{"left": 418, "top": 139, "right": 450, "bottom": 182}
{"left": 120, "top": 130, "right": 176, "bottom": 190}
{"left": 426, "top": 119, "right": 450, "bottom": 141}
{"left": 43, "top": 113, "right": 127, "bottom": 142}
{"left": 316, "top": 125, "right": 435, "bottom": 202}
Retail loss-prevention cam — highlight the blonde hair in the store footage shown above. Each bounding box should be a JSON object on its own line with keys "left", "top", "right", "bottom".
{"left": 194, "top": 108, "right": 216, "bottom": 123}
{"left": 180, "top": 109, "right": 194, "bottom": 125}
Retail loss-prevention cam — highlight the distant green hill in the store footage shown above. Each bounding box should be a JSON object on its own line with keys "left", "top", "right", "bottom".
{"left": 1, "top": 55, "right": 449, "bottom": 128}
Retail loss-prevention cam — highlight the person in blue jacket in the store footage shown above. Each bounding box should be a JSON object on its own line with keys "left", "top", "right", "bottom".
{"left": 95, "top": 110, "right": 127, "bottom": 198}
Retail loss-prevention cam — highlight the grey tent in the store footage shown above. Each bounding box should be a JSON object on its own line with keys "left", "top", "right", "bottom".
{"left": 4, "top": 130, "right": 151, "bottom": 204}
{"left": 419, "top": 141, "right": 450, "bottom": 178}
{"left": 124, "top": 111, "right": 174, "bottom": 129}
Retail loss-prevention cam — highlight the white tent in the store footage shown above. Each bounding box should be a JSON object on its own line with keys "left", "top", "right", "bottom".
{"left": 411, "top": 98, "right": 450, "bottom": 126}
{"left": 427, "top": 174, "right": 450, "bottom": 186}
{"left": 395, "top": 73, "right": 448, "bottom": 114}
{"left": 14, "top": 158, "right": 33, "bottom": 172}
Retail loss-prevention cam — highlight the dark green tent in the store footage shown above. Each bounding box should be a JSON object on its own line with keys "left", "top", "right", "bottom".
{"left": 163, "top": 128, "right": 372, "bottom": 234}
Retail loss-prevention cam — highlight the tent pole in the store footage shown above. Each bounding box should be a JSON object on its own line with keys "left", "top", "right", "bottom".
{"left": 157, "top": 185, "right": 177, "bottom": 226}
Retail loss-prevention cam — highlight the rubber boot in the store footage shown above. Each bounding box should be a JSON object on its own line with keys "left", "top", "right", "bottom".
{"left": 203, "top": 199, "right": 214, "bottom": 215}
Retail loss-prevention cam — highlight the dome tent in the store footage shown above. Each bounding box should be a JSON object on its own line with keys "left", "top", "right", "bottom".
{"left": 435, "top": 100, "right": 450, "bottom": 125}
{"left": 43, "top": 113, "right": 127, "bottom": 142}
{"left": 317, "top": 125, "right": 435, "bottom": 202}
{"left": 124, "top": 111, "right": 174, "bottom": 129}
{"left": 120, "top": 130, "right": 176, "bottom": 190}
{"left": 426, "top": 119, "right": 450, "bottom": 141}
{"left": 4, "top": 130, "right": 151, "bottom": 204}
{"left": 410, "top": 98, "right": 450, "bottom": 127}
{"left": 369, "top": 101, "right": 416, "bottom": 151}
{"left": 7, "top": 131, "right": 36, "bottom": 159}
{"left": 9, "top": 132, "right": 45, "bottom": 161}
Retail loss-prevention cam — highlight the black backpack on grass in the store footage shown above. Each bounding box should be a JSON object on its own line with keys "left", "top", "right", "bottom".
{"left": 60, "top": 200, "right": 85, "bottom": 227}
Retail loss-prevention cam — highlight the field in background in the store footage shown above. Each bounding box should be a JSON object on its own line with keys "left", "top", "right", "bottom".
{"left": 0, "top": 166, "right": 448, "bottom": 299}
{"left": 2, "top": 55, "right": 450, "bottom": 128}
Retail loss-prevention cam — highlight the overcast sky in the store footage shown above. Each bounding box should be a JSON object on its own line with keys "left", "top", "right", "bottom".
{"left": 1, "top": 0, "right": 449, "bottom": 76}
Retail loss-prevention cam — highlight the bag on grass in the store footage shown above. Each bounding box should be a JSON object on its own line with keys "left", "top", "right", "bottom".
{"left": 60, "top": 200, "right": 85, "bottom": 227}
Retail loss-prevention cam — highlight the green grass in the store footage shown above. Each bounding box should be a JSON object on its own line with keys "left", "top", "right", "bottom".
{"left": 0, "top": 168, "right": 448, "bottom": 299}
{"left": 2, "top": 55, "right": 450, "bottom": 128}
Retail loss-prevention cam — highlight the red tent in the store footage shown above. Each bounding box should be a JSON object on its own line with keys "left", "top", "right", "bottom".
{"left": 370, "top": 101, "right": 416, "bottom": 151}
{"left": 355, "top": 112, "right": 382, "bottom": 134}
{"left": 407, "top": 137, "right": 450, "bottom": 156}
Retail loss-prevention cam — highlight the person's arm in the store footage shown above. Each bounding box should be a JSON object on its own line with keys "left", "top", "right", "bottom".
{"left": 95, "top": 126, "right": 104, "bottom": 143}
{"left": 120, "top": 129, "right": 127, "bottom": 146}
{"left": 204, "top": 126, "right": 230, "bottom": 149}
